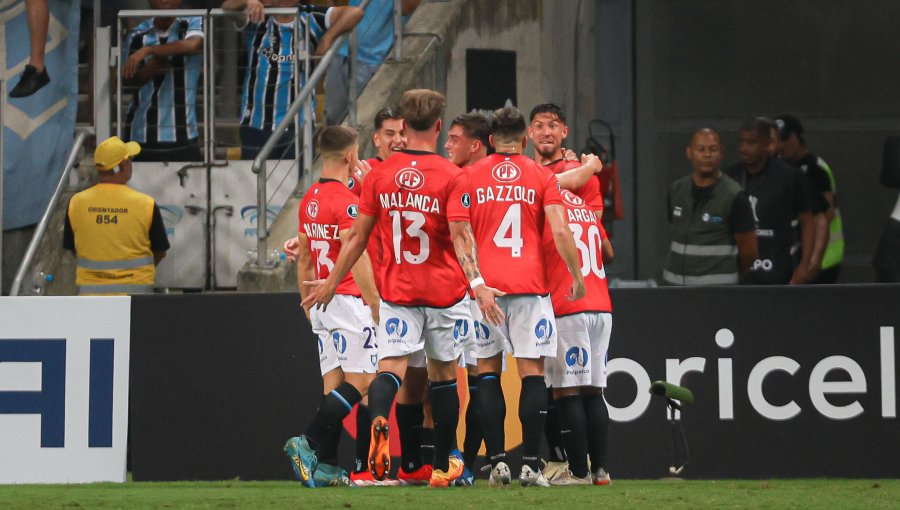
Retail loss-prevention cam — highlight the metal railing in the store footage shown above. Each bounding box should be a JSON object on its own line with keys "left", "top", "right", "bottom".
{"left": 10, "top": 128, "right": 93, "bottom": 296}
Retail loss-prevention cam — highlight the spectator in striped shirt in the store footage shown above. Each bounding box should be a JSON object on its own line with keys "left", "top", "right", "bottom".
{"left": 122, "top": 0, "right": 204, "bottom": 162}
{"left": 223, "top": 0, "right": 362, "bottom": 160}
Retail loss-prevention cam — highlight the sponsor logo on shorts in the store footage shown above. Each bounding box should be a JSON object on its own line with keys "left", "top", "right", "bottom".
{"left": 492, "top": 160, "right": 521, "bottom": 182}
{"left": 566, "top": 347, "right": 589, "bottom": 367}
{"left": 307, "top": 200, "right": 319, "bottom": 219}
{"left": 370, "top": 354, "right": 378, "bottom": 366}
{"left": 453, "top": 319, "right": 470, "bottom": 341}
{"left": 395, "top": 167, "right": 425, "bottom": 191}
{"left": 535, "top": 318, "right": 554, "bottom": 345}
{"left": 474, "top": 321, "right": 490, "bottom": 340}
{"left": 317, "top": 338, "right": 324, "bottom": 354}
{"left": 385, "top": 317, "right": 409, "bottom": 344}
{"left": 332, "top": 332, "right": 348, "bottom": 354}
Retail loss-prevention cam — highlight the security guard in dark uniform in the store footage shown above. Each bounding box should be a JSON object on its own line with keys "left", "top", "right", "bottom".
{"left": 63, "top": 136, "right": 170, "bottom": 295}
{"left": 726, "top": 119, "right": 815, "bottom": 285}
{"left": 664, "top": 128, "right": 757, "bottom": 285}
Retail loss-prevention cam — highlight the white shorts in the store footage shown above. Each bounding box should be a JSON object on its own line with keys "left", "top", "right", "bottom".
{"left": 378, "top": 296, "right": 474, "bottom": 363}
{"left": 475, "top": 294, "right": 557, "bottom": 360}
{"left": 311, "top": 294, "right": 378, "bottom": 375}
{"left": 545, "top": 312, "right": 612, "bottom": 388}
{"left": 459, "top": 299, "right": 483, "bottom": 367}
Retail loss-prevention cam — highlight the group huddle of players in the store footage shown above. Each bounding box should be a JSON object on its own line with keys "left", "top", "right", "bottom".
{"left": 283, "top": 89, "right": 613, "bottom": 489}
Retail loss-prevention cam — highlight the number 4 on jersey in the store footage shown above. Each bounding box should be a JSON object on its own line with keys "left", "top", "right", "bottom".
{"left": 493, "top": 203, "right": 524, "bottom": 257}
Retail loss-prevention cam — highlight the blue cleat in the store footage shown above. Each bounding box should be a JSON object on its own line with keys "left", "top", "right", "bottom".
{"left": 450, "top": 449, "right": 475, "bottom": 486}
{"left": 314, "top": 463, "right": 353, "bottom": 487}
{"left": 284, "top": 436, "right": 319, "bottom": 488}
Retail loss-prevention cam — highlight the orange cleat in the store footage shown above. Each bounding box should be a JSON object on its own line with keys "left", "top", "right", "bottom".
{"left": 429, "top": 456, "right": 464, "bottom": 488}
{"left": 398, "top": 464, "right": 433, "bottom": 486}
{"left": 368, "top": 416, "right": 391, "bottom": 480}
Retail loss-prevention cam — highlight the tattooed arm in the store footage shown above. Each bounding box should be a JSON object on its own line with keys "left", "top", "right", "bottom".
{"left": 449, "top": 221, "right": 505, "bottom": 325}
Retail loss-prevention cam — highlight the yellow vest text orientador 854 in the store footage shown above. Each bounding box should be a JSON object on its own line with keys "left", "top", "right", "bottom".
{"left": 68, "top": 183, "right": 156, "bottom": 295}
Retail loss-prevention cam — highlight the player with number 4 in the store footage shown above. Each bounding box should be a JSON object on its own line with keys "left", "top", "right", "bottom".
{"left": 303, "top": 89, "right": 504, "bottom": 488}
{"left": 461, "top": 106, "right": 586, "bottom": 488}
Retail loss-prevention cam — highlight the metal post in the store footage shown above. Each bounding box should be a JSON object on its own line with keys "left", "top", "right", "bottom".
{"left": 303, "top": 9, "right": 312, "bottom": 177}
{"left": 294, "top": 13, "right": 302, "bottom": 166}
{"left": 393, "top": 0, "right": 403, "bottom": 61}
{"left": 348, "top": 20, "right": 358, "bottom": 126}
{"left": 93, "top": 0, "right": 101, "bottom": 27}
{"left": 256, "top": 159, "right": 267, "bottom": 267}
{"left": 116, "top": 16, "right": 122, "bottom": 138}
{"left": 203, "top": 12, "right": 210, "bottom": 166}
{"left": 0, "top": 80, "right": 4, "bottom": 294}
{"left": 94, "top": 27, "right": 111, "bottom": 142}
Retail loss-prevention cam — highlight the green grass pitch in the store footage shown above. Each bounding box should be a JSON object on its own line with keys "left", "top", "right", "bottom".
{"left": 2, "top": 480, "right": 899, "bottom": 510}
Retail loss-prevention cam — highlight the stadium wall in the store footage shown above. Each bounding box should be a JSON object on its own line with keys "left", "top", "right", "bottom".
{"left": 127, "top": 286, "right": 899, "bottom": 481}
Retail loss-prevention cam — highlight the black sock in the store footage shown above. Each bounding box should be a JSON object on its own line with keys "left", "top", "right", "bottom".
{"left": 430, "top": 380, "right": 460, "bottom": 472}
{"left": 306, "top": 382, "right": 362, "bottom": 450}
{"left": 556, "top": 395, "right": 588, "bottom": 478}
{"left": 518, "top": 375, "right": 548, "bottom": 471}
{"left": 545, "top": 389, "right": 568, "bottom": 463}
{"left": 368, "top": 372, "right": 402, "bottom": 422}
{"left": 582, "top": 392, "right": 609, "bottom": 470}
{"left": 420, "top": 427, "right": 435, "bottom": 467}
{"left": 476, "top": 372, "right": 507, "bottom": 466}
{"left": 462, "top": 375, "right": 483, "bottom": 469}
{"left": 318, "top": 420, "right": 342, "bottom": 465}
{"left": 354, "top": 404, "right": 371, "bottom": 473}
{"left": 395, "top": 402, "right": 424, "bottom": 472}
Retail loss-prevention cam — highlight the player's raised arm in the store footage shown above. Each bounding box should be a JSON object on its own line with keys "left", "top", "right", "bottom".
{"left": 545, "top": 203, "right": 586, "bottom": 301}
{"left": 555, "top": 153, "right": 603, "bottom": 191}
{"left": 345, "top": 228, "right": 381, "bottom": 324}
{"left": 302, "top": 213, "right": 375, "bottom": 311}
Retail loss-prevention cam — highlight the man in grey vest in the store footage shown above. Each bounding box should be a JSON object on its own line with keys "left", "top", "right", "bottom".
{"left": 664, "top": 128, "right": 757, "bottom": 285}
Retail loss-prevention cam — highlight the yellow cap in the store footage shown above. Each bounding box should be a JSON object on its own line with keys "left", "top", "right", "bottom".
{"left": 94, "top": 136, "right": 141, "bottom": 171}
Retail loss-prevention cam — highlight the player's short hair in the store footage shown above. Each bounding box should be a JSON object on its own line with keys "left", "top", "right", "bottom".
{"left": 316, "top": 125, "right": 358, "bottom": 157}
{"left": 450, "top": 112, "right": 491, "bottom": 148}
{"left": 529, "top": 103, "right": 567, "bottom": 124}
{"left": 374, "top": 105, "right": 403, "bottom": 131}
{"left": 399, "top": 89, "right": 446, "bottom": 131}
{"left": 742, "top": 117, "right": 775, "bottom": 140}
{"left": 490, "top": 106, "right": 527, "bottom": 144}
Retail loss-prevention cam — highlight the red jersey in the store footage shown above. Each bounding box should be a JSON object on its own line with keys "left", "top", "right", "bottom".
{"left": 544, "top": 189, "right": 612, "bottom": 316}
{"left": 544, "top": 158, "right": 604, "bottom": 213}
{"left": 298, "top": 179, "right": 361, "bottom": 297}
{"left": 465, "top": 153, "right": 563, "bottom": 294}
{"left": 348, "top": 157, "right": 385, "bottom": 197}
{"left": 348, "top": 157, "right": 386, "bottom": 289}
{"left": 358, "top": 150, "right": 469, "bottom": 307}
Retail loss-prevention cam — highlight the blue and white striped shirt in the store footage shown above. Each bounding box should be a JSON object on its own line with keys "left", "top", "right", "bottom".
{"left": 240, "top": 7, "right": 331, "bottom": 131}
{"left": 124, "top": 17, "right": 203, "bottom": 144}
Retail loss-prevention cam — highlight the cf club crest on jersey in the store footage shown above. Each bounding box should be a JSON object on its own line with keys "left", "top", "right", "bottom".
{"left": 306, "top": 199, "right": 319, "bottom": 219}
{"left": 561, "top": 189, "right": 585, "bottom": 207}
{"left": 492, "top": 159, "right": 521, "bottom": 182}
{"left": 395, "top": 167, "right": 425, "bottom": 191}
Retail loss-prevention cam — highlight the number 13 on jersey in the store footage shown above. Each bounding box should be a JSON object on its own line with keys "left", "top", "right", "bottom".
{"left": 389, "top": 210, "right": 430, "bottom": 264}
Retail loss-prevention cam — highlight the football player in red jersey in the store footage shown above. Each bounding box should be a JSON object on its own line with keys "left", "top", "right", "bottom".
{"left": 445, "top": 112, "right": 491, "bottom": 168}
{"left": 286, "top": 126, "right": 381, "bottom": 488}
{"left": 528, "top": 103, "right": 605, "bottom": 216}
{"left": 303, "top": 89, "right": 504, "bottom": 488}
{"left": 348, "top": 105, "right": 407, "bottom": 196}
{"left": 542, "top": 188, "right": 614, "bottom": 486}
{"left": 463, "top": 106, "right": 586, "bottom": 487}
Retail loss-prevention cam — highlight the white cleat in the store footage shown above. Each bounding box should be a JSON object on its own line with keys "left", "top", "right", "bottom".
{"left": 548, "top": 469, "right": 592, "bottom": 486}
{"left": 542, "top": 461, "right": 570, "bottom": 483}
{"left": 592, "top": 468, "right": 612, "bottom": 486}
{"left": 519, "top": 464, "right": 550, "bottom": 487}
{"left": 488, "top": 461, "right": 512, "bottom": 487}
